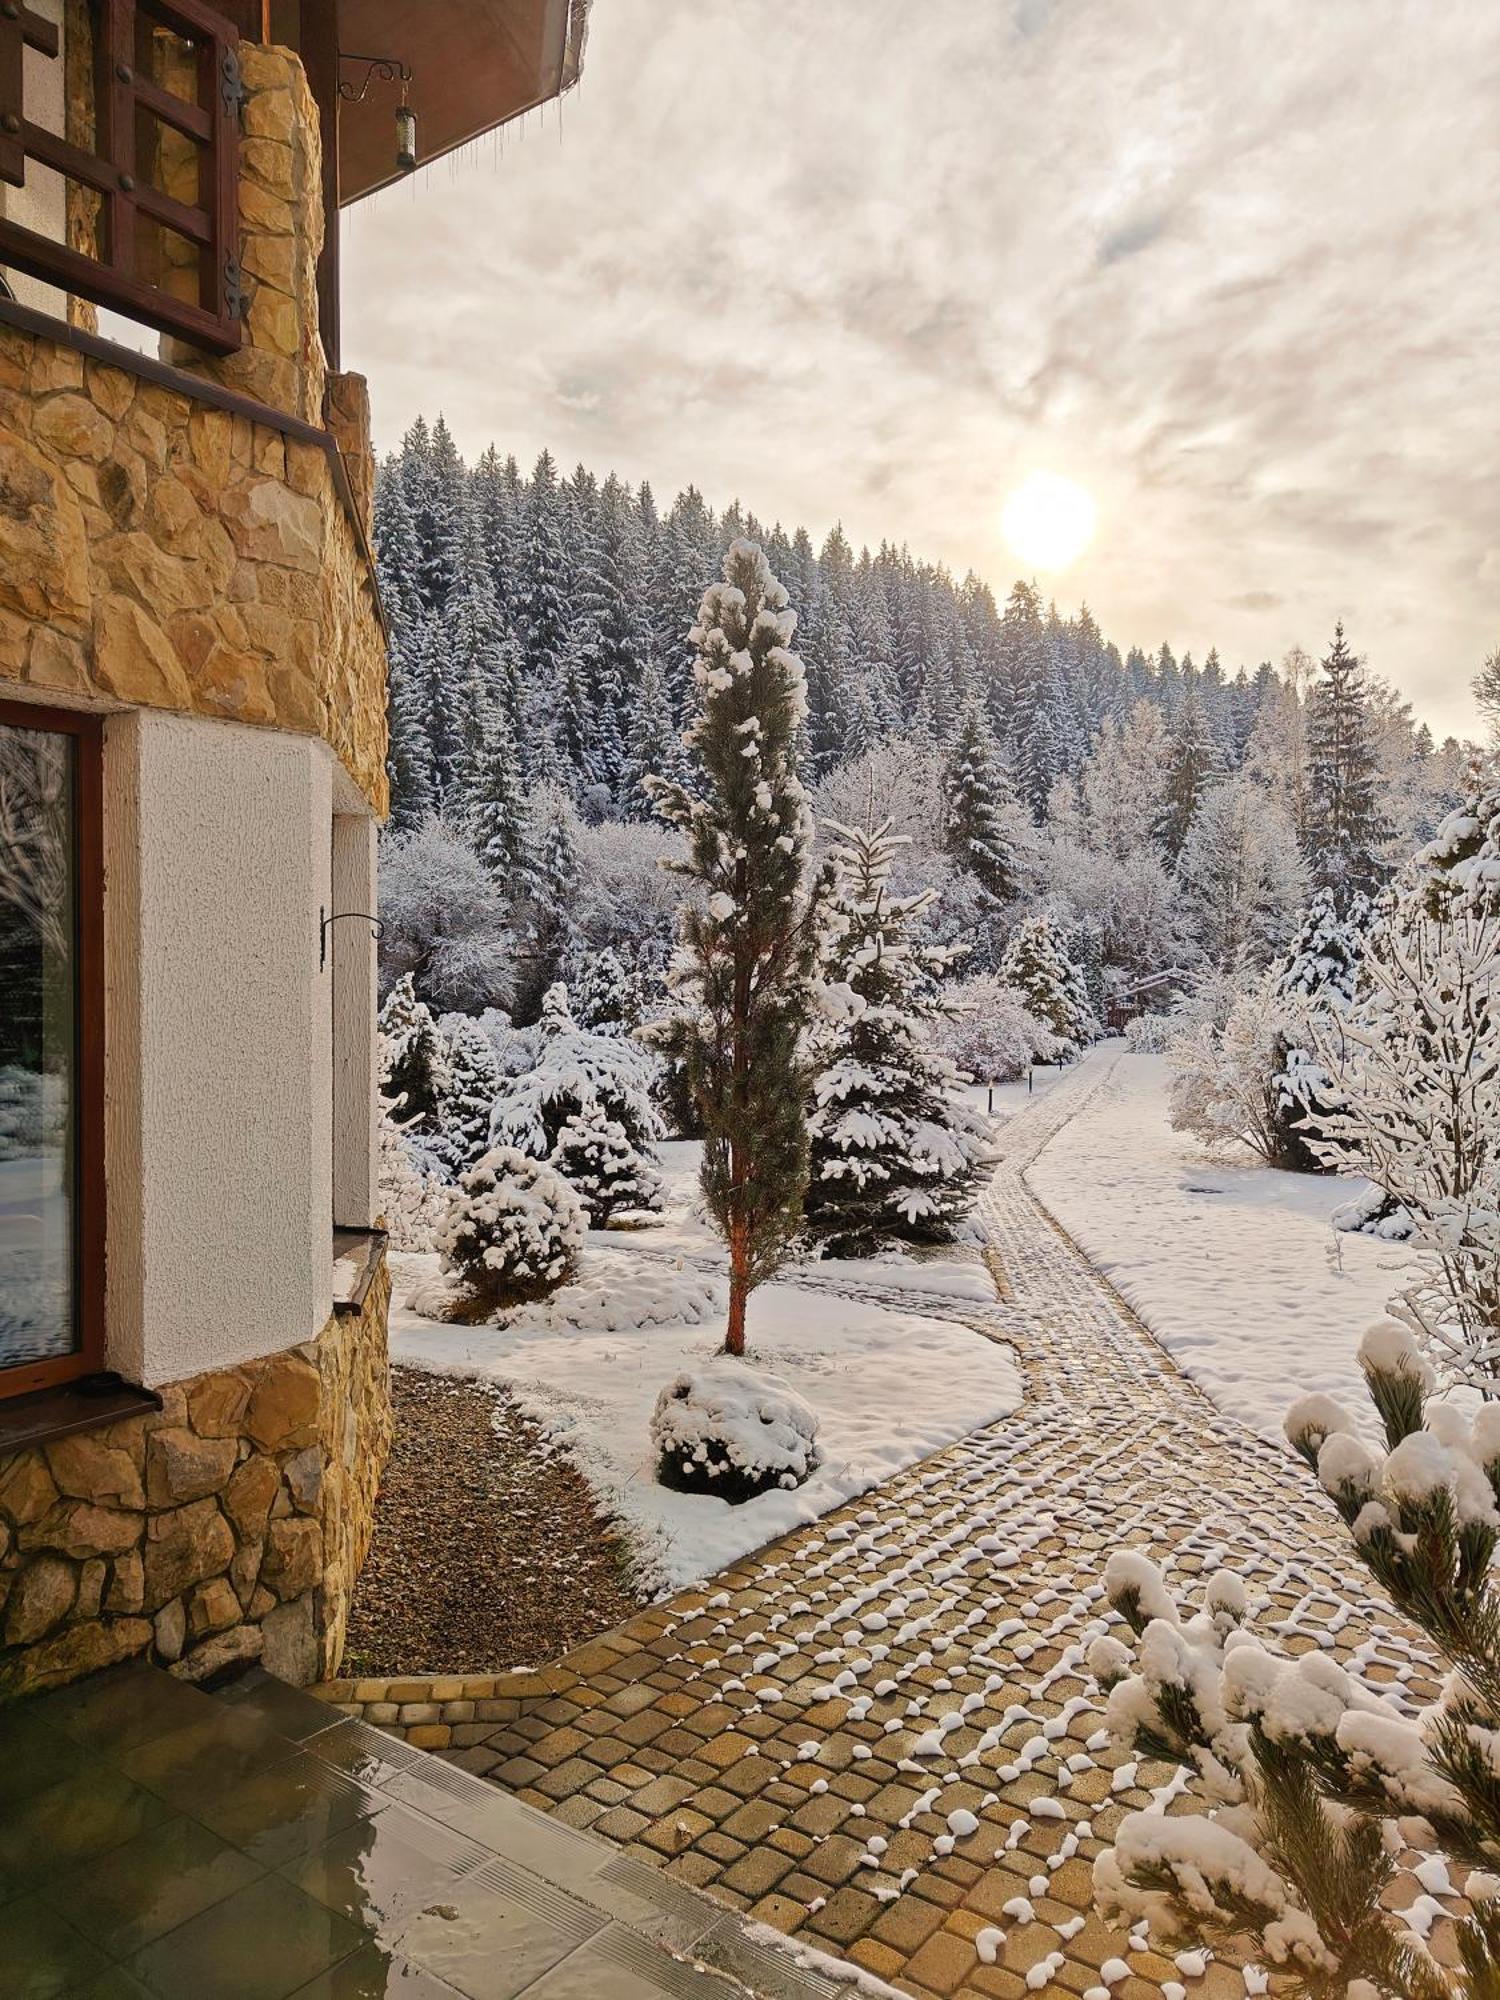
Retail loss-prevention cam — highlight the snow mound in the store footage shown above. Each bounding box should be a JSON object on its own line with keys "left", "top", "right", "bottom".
{"left": 653, "top": 1360, "right": 821, "bottom": 1502}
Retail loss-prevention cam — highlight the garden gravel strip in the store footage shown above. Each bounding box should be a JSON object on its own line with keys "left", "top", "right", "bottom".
{"left": 343, "top": 1367, "right": 642, "bottom": 1679}
{"left": 320, "top": 1054, "right": 1449, "bottom": 1999}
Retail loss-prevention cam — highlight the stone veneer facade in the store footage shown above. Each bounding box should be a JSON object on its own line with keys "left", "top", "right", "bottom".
{"left": 0, "top": 1263, "right": 391, "bottom": 1698}
{"left": 0, "top": 31, "right": 393, "bottom": 1697}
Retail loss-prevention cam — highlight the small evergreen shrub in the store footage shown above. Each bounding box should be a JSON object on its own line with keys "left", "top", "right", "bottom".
{"left": 549, "top": 1103, "right": 664, "bottom": 1224}
{"left": 436, "top": 1147, "right": 585, "bottom": 1310}
{"left": 652, "top": 1363, "right": 821, "bottom": 1504}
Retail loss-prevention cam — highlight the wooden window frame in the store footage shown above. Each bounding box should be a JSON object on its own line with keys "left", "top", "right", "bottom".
{"left": 0, "top": 697, "right": 105, "bottom": 1400}
{"left": 0, "top": 0, "right": 246, "bottom": 354}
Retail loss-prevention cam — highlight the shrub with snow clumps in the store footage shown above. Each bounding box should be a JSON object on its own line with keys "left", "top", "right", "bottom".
{"left": 651, "top": 1362, "right": 821, "bottom": 1504}
{"left": 436, "top": 1147, "right": 585, "bottom": 1309}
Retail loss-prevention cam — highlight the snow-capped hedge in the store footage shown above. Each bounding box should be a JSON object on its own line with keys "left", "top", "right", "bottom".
{"left": 436, "top": 1147, "right": 585, "bottom": 1308}
{"left": 651, "top": 1362, "right": 821, "bottom": 1504}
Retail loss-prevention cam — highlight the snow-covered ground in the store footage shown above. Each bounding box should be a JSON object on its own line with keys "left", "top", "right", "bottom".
{"left": 389, "top": 1145, "right": 1022, "bottom": 1596}
{"left": 959, "top": 1063, "right": 1066, "bottom": 1126}
{"left": 1027, "top": 1050, "right": 1417, "bottom": 1442}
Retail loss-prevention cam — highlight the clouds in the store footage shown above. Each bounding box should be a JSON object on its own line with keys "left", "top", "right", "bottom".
{"left": 343, "top": 0, "right": 1498, "bottom": 736}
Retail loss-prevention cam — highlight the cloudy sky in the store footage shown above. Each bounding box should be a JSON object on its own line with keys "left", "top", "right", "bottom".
{"left": 343, "top": 0, "right": 1499, "bottom": 739}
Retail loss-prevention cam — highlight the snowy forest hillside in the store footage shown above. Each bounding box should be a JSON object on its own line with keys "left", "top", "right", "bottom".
{"left": 373, "top": 414, "right": 1474, "bottom": 1025}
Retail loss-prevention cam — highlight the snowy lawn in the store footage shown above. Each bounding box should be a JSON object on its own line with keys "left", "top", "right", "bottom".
{"left": 1027, "top": 1049, "right": 1417, "bottom": 1442}
{"left": 389, "top": 1238, "right": 1021, "bottom": 1597}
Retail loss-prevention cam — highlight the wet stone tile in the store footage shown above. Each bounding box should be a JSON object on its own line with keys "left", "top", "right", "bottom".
{"left": 44, "top": 1814, "right": 263, "bottom": 1958}
{"left": 124, "top": 1871, "right": 368, "bottom": 2000}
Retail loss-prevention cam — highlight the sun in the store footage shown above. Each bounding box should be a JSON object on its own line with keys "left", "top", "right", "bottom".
{"left": 1000, "top": 472, "right": 1097, "bottom": 573}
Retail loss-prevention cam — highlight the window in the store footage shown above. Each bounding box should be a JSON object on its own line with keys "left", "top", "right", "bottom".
{"left": 0, "top": 700, "right": 103, "bottom": 1397}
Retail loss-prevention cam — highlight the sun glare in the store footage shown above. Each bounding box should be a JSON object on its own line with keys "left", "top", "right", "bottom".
{"left": 1001, "top": 472, "right": 1097, "bottom": 573}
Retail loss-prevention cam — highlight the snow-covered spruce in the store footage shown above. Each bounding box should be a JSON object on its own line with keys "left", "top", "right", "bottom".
{"left": 430, "top": 1012, "right": 503, "bottom": 1177}
{"left": 548, "top": 1100, "right": 664, "bottom": 1225}
{"left": 378, "top": 975, "right": 452, "bottom": 1131}
{"left": 942, "top": 703, "right": 1026, "bottom": 903}
{"left": 805, "top": 817, "right": 995, "bottom": 1255}
{"left": 651, "top": 1361, "right": 821, "bottom": 1503}
{"left": 435, "top": 1147, "right": 585, "bottom": 1310}
{"left": 998, "top": 913, "right": 1095, "bottom": 1059}
{"left": 568, "top": 945, "right": 637, "bottom": 1035}
{"left": 488, "top": 981, "right": 663, "bottom": 1161}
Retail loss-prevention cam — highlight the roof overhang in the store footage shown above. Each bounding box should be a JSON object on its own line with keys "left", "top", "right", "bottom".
{"left": 337, "top": 0, "right": 588, "bottom": 206}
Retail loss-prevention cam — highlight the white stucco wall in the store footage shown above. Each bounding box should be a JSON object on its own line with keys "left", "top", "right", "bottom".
{"left": 330, "top": 810, "right": 378, "bottom": 1228}
{"left": 103, "top": 710, "right": 338, "bottom": 1387}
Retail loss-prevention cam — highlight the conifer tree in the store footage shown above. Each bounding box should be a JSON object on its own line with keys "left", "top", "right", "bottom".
{"left": 515, "top": 450, "right": 572, "bottom": 690}
{"left": 646, "top": 540, "right": 826, "bottom": 1357}
{"left": 999, "top": 914, "right": 1094, "bottom": 1057}
{"left": 806, "top": 820, "right": 993, "bottom": 1254}
{"left": 1160, "top": 685, "right": 1221, "bottom": 860}
{"left": 467, "top": 705, "right": 529, "bottom": 887}
{"left": 549, "top": 1102, "right": 664, "bottom": 1223}
{"left": 431, "top": 1015, "right": 502, "bottom": 1177}
{"left": 378, "top": 976, "right": 450, "bottom": 1129}
{"left": 620, "top": 656, "right": 683, "bottom": 821}
{"left": 571, "top": 946, "right": 635, "bottom": 1034}
{"left": 943, "top": 704, "right": 1022, "bottom": 901}
{"left": 1305, "top": 622, "right": 1391, "bottom": 907}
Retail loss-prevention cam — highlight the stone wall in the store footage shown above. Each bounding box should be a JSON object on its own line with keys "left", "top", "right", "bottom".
{"left": 0, "top": 40, "right": 388, "bottom": 814}
{"left": 0, "top": 1261, "right": 392, "bottom": 1701}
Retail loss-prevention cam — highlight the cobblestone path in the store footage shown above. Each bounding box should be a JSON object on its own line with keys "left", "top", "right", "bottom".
{"left": 324, "top": 1052, "right": 1440, "bottom": 1999}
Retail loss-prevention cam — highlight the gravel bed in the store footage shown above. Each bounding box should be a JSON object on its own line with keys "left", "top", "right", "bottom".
{"left": 342, "top": 1365, "right": 643, "bottom": 1677}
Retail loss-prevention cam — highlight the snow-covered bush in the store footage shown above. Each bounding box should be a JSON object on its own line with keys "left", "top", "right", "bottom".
{"left": 1093, "top": 1319, "right": 1500, "bottom": 1995}
{"left": 1122, "top": 1011, "right": 1181, "bottom": 1054}
{"left": 998, "top": 913, "right": 1096, "bottom": 1058}
{"left": 934, "top": 976, "right": 1059, "bottom": 1082}
{"left": 435, "top": 1147, "right": 585, "bottom": 1309}
{"left": 378, "top": 815, "right": 516, "bottom": 1014}
{"left": 1167, "top": 963, "right": 1346, "bottom": 1174}
{"left": 1308, "top": 902, "right": 1500, "bottom": 1384}
{"left": 488, "top": 982, "right": 663, "bottom": 1161}
{"left": 651, "top": 1362, "right": 821, "bottom": 1503}
{"left": 805, "top": 820, "right": 996, "bottom": 1254}
{"left": 377, "top": 1094, "right": 449, "bottom": 1251}
{"left": 549, "top": 1101, "right": 664, "bottom": 1224}
{"left": 1166, "top": 972, "right": 1308, "bottom": 1166}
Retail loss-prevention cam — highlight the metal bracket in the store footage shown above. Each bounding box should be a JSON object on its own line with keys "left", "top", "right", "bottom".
{"left": 220, "top": 46, "right": 246, "bottom": 120}
{"left": 320, "top": 907, "right": 383, "bottom": 970}
{"left": 222, "top": 253, "right": 247, "bottom": 321}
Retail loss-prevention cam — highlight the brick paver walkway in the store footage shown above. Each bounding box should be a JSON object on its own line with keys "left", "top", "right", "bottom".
{"left": 323, "top": 1052, "right": 1441, "bottom": 1999}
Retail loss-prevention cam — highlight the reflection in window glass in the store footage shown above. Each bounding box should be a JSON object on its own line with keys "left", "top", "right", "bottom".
{"left": 0, "top": 722, "right": 77, "bottom": 1371}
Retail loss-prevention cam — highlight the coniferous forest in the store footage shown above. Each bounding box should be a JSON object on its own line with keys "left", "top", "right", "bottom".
{"left": 373, "top": 415, "right": 1474, "bottom": 1029}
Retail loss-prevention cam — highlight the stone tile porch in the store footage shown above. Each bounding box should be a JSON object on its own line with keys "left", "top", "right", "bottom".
{"left": 0, "top": 1660, "right": 838, "bottom": 1999}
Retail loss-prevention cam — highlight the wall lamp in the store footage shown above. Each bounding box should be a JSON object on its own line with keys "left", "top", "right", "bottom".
{"left": 337, "top": 54, "right": 417, "bottom": 174}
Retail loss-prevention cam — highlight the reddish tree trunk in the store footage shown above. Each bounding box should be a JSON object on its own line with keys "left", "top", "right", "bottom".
{"left": 725, "top": 1210, "right": 749, "bottom": 1356}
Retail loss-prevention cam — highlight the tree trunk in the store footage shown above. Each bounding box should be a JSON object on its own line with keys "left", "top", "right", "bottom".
{"left": 725, "top": 1214, "right": 749, "bottom": 1356}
